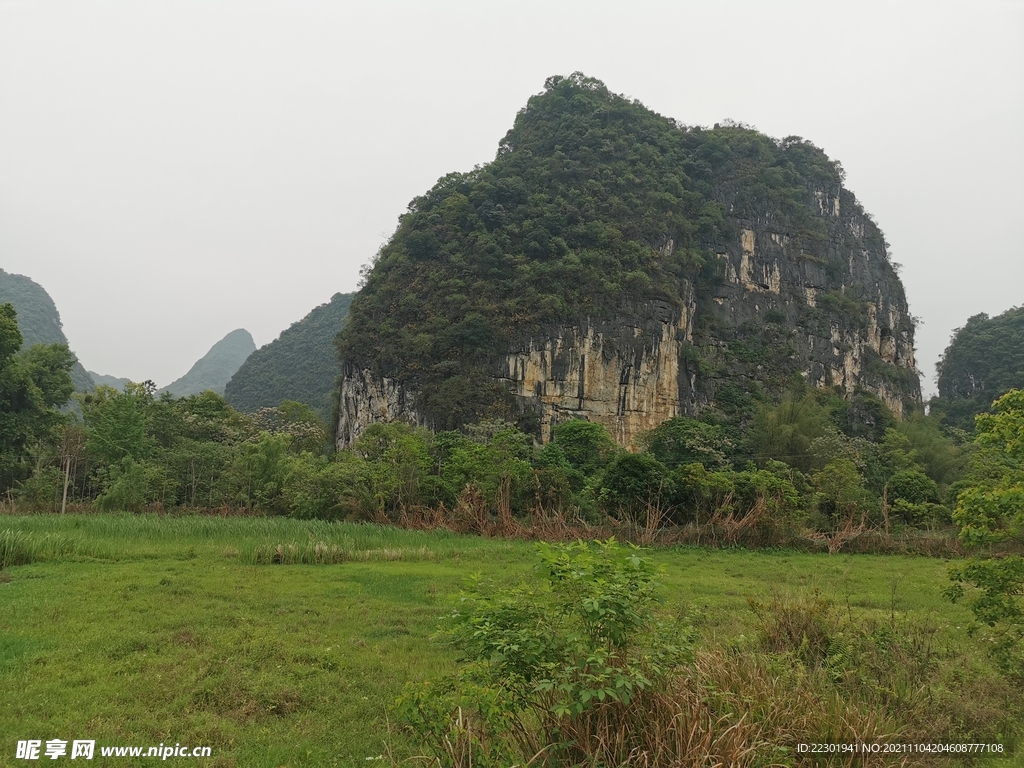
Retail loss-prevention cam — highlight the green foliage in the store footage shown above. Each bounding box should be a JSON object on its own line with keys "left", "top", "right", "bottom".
{"left": 14, "top": 466, "right": 63, "bottom": 512}
{"left": 888, "top": 469, "right": 940, "bottom": 506}
{"left": 94, "top": 457, "right": 165, "bottom": 513}
{"left": 892, "top": 414, "right": 969, "bottom": 488}
{"left": 934, "top": 306, "right": 1024, "bottom": 431}
{"left": 17, "top": 343, "right": 76, "bottom": 409}
{"left": 279, "top": 452, "right": 359, "bottom": 520}
{"left": 226, "top": 293, "right": 353, "bottom": 421}
{"left": 640, "top": 416, "right": 732, "bottom": 470}
{"left": 947, "top": 557, "right": 1024, "bottom": 678}
{"left": 81, "top": 382, "right": 160, "bottom": 465}
{"left": 811, "top": 458, "right": 876, "bottom": 526}
{"left": 666, "top": 462, "right": 802, "bottom": 529}
{"left": 748, "top": 390, "right": 835, "bottom": 473}
{"left": 398, "top": 538, "right": 690, "bottom": 765}
{"left": 667, "top": 463, "right": 736, "bottom": 523}
{"left": 434, "top": 422, "right": 534, "bottom": 514}
{"left": 947, "top": 389, "right": 1024, "bottom": 677}
{"left": 354, "top": 422, "right": 434, "bottom": 516}
{"left": 952, "top": 389, "right": 1024, "bottom": 545}
{"left": 0, "top": 295, "right": 25, "bottom": 358}
{"left": 597, "top": 453, "right": 669, "bottom": 519}
{"left": 228, "top": 433, "right": 292, "bottom": 511}
{"left": 550, "top": 419, "right": 617, "bottom": 478}
{"left": 251, "top": 400, "right": 329, "bottom": 454}
{"left": 884, "top": 464, "right": 949, "bottom": 527}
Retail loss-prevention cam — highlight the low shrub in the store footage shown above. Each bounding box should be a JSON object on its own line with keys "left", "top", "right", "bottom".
{"left": 397, "top": 538, "right": 692, "bottom": 766}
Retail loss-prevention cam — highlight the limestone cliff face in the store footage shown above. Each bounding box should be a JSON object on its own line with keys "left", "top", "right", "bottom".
{"left": 701, "top": 184, "right": 919, "bottom": 420}
{"left": 336, "top": 303, "right": 696, "bottom": 448}
{"left": 495, "top": 298, "right": 697, "bottom": 446}
{"left": 336, "top": 184, "right": 919, "bottom": 449}
{"left": 336, "top": 366, "right": 425, "bottom": 444}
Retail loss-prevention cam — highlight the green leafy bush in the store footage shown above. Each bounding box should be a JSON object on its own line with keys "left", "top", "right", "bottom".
{"left": 94, "top": 457, "right": 165, "bottom": 512}
{"left": 947, "top": 389, "right": 1024, "bottom": 678}
{"left": 397, "top": 538, "right": 691, "bottom": 766}
{"left": 597, "top": 453, "right": 670, "bottom": 521}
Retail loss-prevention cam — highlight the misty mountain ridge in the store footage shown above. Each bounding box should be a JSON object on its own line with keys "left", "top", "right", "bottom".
{"left": 87, "top": 371, "right": 132, "bottom": 391}
{"left": 225, "top": 292, "right": 354, "bottom": 421}
{"left": 157, "top": 328, "right": 256, "bottom": 398}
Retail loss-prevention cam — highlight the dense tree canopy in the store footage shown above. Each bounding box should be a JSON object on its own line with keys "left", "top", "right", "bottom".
{"left": 948, "top": 389, "right": 1024, "bottom": 677}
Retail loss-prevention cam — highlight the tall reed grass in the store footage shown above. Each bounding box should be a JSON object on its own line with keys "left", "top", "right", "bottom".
{"left": 0, "top": 528, "right": 85, "bottom": 569}
{"left": 0, "top": 513, "right": 515, "bottom": 566}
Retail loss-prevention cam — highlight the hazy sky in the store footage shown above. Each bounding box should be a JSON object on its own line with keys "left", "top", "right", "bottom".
{"left": 1, "top": 0, "right": 1021, "bottom": 395}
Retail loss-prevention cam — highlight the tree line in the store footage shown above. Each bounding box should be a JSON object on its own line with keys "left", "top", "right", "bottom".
{"left": 2, "top": 303, "right": 969, "bottom": 535}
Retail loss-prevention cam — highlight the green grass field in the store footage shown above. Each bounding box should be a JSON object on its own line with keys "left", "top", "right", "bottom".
{"left": 1, "top": 514, "right": 1020, "bottom": 767}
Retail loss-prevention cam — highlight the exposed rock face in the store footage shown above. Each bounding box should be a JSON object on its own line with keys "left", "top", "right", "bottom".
{"left": 700, "top": 185, "right": 918, "bottom": 420}
{"left": 336, "top": 367, "right": 422, "bottom": 443}
{"left": 494, "top": 299, "right": 696, "bottom": 446}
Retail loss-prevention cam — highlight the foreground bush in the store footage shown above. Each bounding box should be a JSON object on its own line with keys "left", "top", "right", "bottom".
{"left": 397, "top": 541, "right": 1020, "bottom": 767}
{"left": 397, "top": 539, "right": 692, "bottom": 766}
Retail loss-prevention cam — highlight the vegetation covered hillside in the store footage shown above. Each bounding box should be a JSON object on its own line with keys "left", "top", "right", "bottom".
{"left": 932, "top": 305, "right": 1024, "bottom": 431}
{"left": 225, "top": 292, "right": 353, "bottom": 420}
{"left": 0, "top": 268, "right": 94, "bottom": 392}
{"left": 158, "top": 328, "right": 255, "bottom": 398}
{"left": 335, "top": 73, "right": 919, "bottom": 444}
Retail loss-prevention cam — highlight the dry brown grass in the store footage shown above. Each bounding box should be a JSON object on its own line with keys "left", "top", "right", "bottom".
{"left": 382, "top": 492, "right": 973, "bottom": 559}
{"left": 402, "top": 648, "right": 925, "bottom": 767}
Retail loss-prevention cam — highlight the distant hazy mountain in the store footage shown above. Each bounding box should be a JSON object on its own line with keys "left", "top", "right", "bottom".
{"left": 88, "top": 371, "right": 132, "bottom": 391}
{"left": 225, "top": 292, "right": 353, "bottom": 420}
{"left": 0, "top": 268, "right": 95, "bottom": 393}
{"left": 158, "top": 329, "right": 256, "bottom": 398}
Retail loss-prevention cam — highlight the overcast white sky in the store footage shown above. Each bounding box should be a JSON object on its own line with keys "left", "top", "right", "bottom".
{"left": 1, "top": 0, "right": 1021, "bottom": 395}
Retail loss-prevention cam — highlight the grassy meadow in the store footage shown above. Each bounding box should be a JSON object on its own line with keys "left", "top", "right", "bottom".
{"left": 1, "top": 514, "right": 1021, "bottom": 767}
